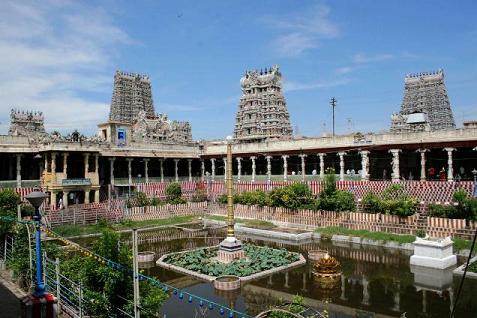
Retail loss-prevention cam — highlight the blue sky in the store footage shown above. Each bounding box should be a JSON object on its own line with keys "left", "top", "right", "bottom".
{"left": 0, "top": 0, "right": 476, "bottom": 139}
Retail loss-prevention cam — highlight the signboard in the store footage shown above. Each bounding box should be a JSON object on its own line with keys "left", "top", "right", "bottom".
{"left": 62, "top": 178, "right": 91, "bottom": 186}
{"left": 118, "top": 128, "right": 126, "bottom": 146}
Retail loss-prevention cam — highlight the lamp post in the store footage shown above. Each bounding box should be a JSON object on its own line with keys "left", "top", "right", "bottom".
{"left": 25, "top": 189, "right": 47, "bottom": 297}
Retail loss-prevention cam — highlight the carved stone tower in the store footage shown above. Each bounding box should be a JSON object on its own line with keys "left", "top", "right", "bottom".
{"left": 390, "top": 69, "right": 455, "bottom": 133}
{"left": 8, "top": 109, "right": 46, "bottom": 138}
{"left": 234, "top": 65, "right": 292, "bottom": 142}
{"left": 109, "top": 70, "right": 155, "bottom": 123}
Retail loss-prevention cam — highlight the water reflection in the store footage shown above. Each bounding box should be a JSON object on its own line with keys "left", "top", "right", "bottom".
{"left": 79, "top": 227, "right": 477, "bottom": 317}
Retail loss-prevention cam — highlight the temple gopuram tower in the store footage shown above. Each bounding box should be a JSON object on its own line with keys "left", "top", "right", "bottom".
{"left": 390, "top": 69, "right": 455, "bottom": 133}
{"left": 109, "top": 70, "right": 155, "bottom": 123}
{"left": 234, "top": 65, "right": 292, "bottom": 142}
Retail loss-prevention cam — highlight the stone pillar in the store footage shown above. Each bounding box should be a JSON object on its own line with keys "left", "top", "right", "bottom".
{"left": 16, "top": 154, "right": 22, "bottom": 187}
{"left": 340, "top": 274, "right": 347, "bottom": 301}
{"left": 85, "top": 190, "right": 90, "bottom": 204}
{"left": 200, "top": 159, "right": 205, "bottom": 182}
{"left": 83, "top": 153, "right": 90, "bottom": 177}
{"left": 223, "top": 157, "right": 227, "bottom": 181}
{"left": 159, "top": 159, "right": 164, "bottom": 182}
{"left": 422, "top": 290, "right": 427, "bottom": 314}
{"left": 250, "top": 156, "right": 256, "bottom": 182}
{"left": 417, "top": 149, "right": 429, "bottom": 181}
{"left": 299, "top": 154, "right": 306, "bottom": 181}
{"left": 361, "top": 277, "right": 370, "bottom": 305}
{"left": 126, "top": 158, "right": 133, "bottom": 186}
{"left": 284, "top": 271, "right": 290, "bottom": 288}
{"left": 318, "top": 153, "right": 326, "bottom": 178}
{"left": 444, "top": 148, "right": 456, "bottom": 181}
{"left": 8, "top": 156, "right": 13, "bottom": 180}
{"left": 392, "top": 282, "right": 401, "bottom": 312}
{"left": 94, "top": 190, "right": 100, "bottom": 203}
{"left": 389, "top": 149, "right": 401, "bottom": 182}
{"left": 187, "top": 159, "right": 192, "bottom": 182}
{"left": 174, "top": 159, "right": 179, "bottom": 182}
{"left": 144, "top": 159, "right": 149, "bottom": 183}
{"left": 50, "top": 191, "right": 57, "bottom": 209}
{"left": 62, "top": 153, "right": 68, "bottom": 175}
{"left": 62, "top": 191, "right": 68, "bottom": 208}
{"left": 266, "top": 156, "right": 272, "bottom": 182}
{"left": 359, "top": 151, "right": 370, "bottom": 181}
{"left": 236, "top": 157, "right": 242, "bottom": 182}
{"left": 94, "top": 154, "right": 99, "bottom": 175}
{"left": 51, "top": 152, "right": 57, "bottom": 174}
{"left": 44, "top": 153, "right": 48, "bottom": 172}
{"left": 282, "top": 155, "right": 289, "bottom": 181}
{"left": 337, "top": 152, "right": 346, "bottom": 181}
{"left": 109, "top": 157, "right": 115, "bottom": 185}
{"left": 210, "top": 158, "right": 216, "bottom": 181}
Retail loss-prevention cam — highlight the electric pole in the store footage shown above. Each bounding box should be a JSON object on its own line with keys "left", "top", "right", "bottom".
{"left": 330, "top": 97, "right": 337, "bottom": 137}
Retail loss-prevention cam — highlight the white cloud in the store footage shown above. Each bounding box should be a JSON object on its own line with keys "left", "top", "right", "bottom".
{"left": 335, "top": 66, "right": 354, "bottom": 75}
{"left": 352, "top": 53, "right": 395, "bottom": 63}
{"left": 284, "top": 78, "right": 351, "bottom": 92}
{"left": 0, "top": 0, "right": 132, "bottom": 135}
{"left": 261, "top": 5, "right": 339, "bottom": 57}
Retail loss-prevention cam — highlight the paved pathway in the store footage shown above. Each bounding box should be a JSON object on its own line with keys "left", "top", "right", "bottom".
{"left": 0, "top": 282, "right": 21, "bottom": 318}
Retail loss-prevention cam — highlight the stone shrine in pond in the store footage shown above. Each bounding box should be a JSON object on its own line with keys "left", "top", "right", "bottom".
{"left": 234, "top": 65, "right": 293, "bottom": 142}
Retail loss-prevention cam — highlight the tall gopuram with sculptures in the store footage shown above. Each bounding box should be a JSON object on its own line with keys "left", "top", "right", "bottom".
{"left": 0, "top": 66, "right": 476, "bottom": 210}
{"left": 234, "top": 65, "right": 293, "bottom": 142}
{"left": 391, "top": 69, "right": 455, "bottom": 133}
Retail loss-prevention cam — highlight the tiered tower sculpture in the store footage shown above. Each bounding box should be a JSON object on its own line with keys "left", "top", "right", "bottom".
{"left": 234, "top": 65, "right": 292, "bottom": 142}
{"left": 109, "top": 70, "right": 155, "bottom": 123}
{"left": 391, "top": 69, "right": 455, "bottom": 133}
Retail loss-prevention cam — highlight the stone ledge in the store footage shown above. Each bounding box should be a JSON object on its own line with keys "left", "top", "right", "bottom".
{"left": 453, "top": 256, "right": 477, "bottom": 279}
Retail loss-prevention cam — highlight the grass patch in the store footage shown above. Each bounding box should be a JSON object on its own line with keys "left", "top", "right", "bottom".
{"left": 315, "top": 226, "right": 415, "bottom": 244}
{"left": 52, "top": 215, "right": 200, "bottom": 237}
{"left": 204, "top": 215, "right": 275, "bottom": 229}
{"left": 453, "top": 238, "right": 474, "bottom": 251}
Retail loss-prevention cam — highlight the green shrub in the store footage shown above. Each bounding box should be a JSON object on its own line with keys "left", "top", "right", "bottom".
{"left": 428, "top": 203, "right": 456, "bottom": 218}
{"left": 134, "top": 191, "right": 150, "bottom": 207}
{"left": 217, "top": 194, "right": 228, "bottom": 204}
{"left": 191, "top": 188, "right": 207, "bottom": 202}
{"left": 317, "top": 169, "right": 356, "bottom": 212}
{"left": 0, "top": 188, "right": 21, "bottom": 238}
{"left": 381, "top": 183, "right": 407, "bottom": 200}
{"left": 166, "top": 183, "right": 182, "bottom": 200}
{"left": 167, "top": 197, "right": 187, "bottom": 205}
{"left": 239, "top": 190, "right": 269, "bottom": 206}
{"left": 334, "top": 190, "right": 356, "bottom": 212}
{"left": 150, "top": 197, "right": 162, "bottom": 206}
{"left": 269, "top": 183, "right": 313, "bottom": 210}
{"left": 415, "top": 229, "right": 426, "bottom": 238}
{"left": 362, "top": 192, "right": 381, "bottom": 214}
{"left": 21, "top": 205, "right": 34, "bottom": 218}
{"left": 322, "top": 167, "right": 337, "bottom": 197}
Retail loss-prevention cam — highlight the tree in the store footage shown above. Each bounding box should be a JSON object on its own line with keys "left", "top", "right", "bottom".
{"left": 0, "top": 189, "right": 21, "bottom": 239}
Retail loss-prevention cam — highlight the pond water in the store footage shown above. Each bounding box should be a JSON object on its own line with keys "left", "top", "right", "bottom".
{"left": 77, "top": 227, "right": 477, "bottom": 317}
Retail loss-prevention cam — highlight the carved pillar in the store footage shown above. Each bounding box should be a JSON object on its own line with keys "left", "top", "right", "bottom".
{"left": 223, "top": 157, "right": 227, "bottom": 181}
{"left": 62, "top": 191, "right": 68, "bottom": 208}
{"left": 109, "top": 157, "right": 115, "bottom": 185}
{"left": 83, "top": 153, "right": 90, "bottom": 178}
{"left": 389, "top": 149, "right": 401, "bottom": 182}
{"left": 359, "top": 151, "right": 370, "bottom": 181}
{"left": 236, "top": 157, "right": 242, "bottom": 182}
{"left": 51, "top": 152, "right": 57, "bottom": 174}
{"left": 84, "top": 190, "right": 90, "bottom": 204}
{"left": 250, "top": 156, "right": 256, "bottom": 182}
{"left": 337, "top": 152, "right": 346, "bottom": 181}
{"left": 94, "top": 190, "right": 100, "bottom": 203}
{"left": 16, "top": 154, "right": 22, "bottom": 187}
{"left": 266, "top": 156, "right": 272, "bottom": 182}
{"left": 144, "top": 159, "right": 149, "bottom": 183}
{"left": 298, "top": 154, "right": 306, "bottom": 181}
{"left": 44, "top": 153, "right": 48, "bottom": 172}
{"left": 159, "top": 159, "right": 164, "bottom": 183}
{"left": 126, "top": 158, "right": 133, "bottom": 185}
{"left": 174, "top": 159, "right": 179, "bottom": 182}
{"left": 210, "top": 158, "right": 216, "bottom": 181}
{"left": 318, "top": 153, "right": 326, "bottom": 178}
{"left": 200, "top": 159, "right": 205, "bottom": 182}
{"left": 62, "top": 153, "right": 68, "bottom": 175}
{"left": 187, "top": 159, "right": 192, "bottom": 182}
{"left": 361, "top": 277, "right": 370, "bottom": 305}
{"left": 444, "top": 148, "right": 456, "bottom": 181}
{"left": 282, "top": 155, "right": 289, "bottom": 181}
{"left": 417, "top": 149, "right": 429, "bottom": 181}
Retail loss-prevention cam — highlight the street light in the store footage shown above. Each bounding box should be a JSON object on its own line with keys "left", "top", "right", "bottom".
{"left": 25, "top": 188, "right": 47, "bottom": 296}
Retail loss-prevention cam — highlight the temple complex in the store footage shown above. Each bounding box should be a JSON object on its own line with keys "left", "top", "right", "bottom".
{"left": 0, "top": 67, "right": 476, "bottom": 209}
{"left": 391, "top": 69, "right": 455, "bottom": 133}
{"left": 234, "top": 65, "right": 292, "bottom": 142}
